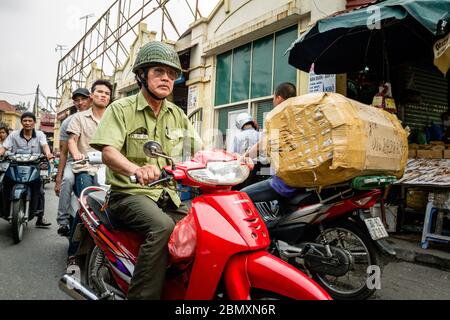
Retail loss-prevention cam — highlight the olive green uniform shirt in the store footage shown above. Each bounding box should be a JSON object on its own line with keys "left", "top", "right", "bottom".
{"left": 90, "top": 91, "right": 202, "bottom": 207}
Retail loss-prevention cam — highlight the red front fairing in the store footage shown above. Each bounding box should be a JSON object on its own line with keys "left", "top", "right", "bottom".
{"left": 183, "top": 192, "right": 270, "bottom": 299}
{"left": 224, "top": 252, "right": 331, "bottom": 300}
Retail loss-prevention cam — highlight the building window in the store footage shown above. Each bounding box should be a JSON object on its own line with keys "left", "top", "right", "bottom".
{"left": 273, "top": 27, "right": 298, "bottom": 92}
{"left": 256, "top": 100, "right": 274, "bottom": 129}
{"left": 252, "top": 35, "right": 274, "bottom": 99}
{"left": 215, "top": 51, "right": 233, "bottom": 106}
{"left": 214, "top": 25, "right": 298, "bottom": 149}
{"left": 215, "top": 25, "right": 298, "bottom": 107}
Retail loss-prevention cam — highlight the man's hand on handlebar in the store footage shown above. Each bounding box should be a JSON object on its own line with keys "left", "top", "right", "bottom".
{"left": 72, "top": 152, "right": 85, "bottom": 162}
{"left": 133, "top": 165, "right": 161, "bottom": 186}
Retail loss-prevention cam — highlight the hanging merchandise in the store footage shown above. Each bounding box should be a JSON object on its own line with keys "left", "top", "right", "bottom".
{"left": 372, "top": 82, "right": 397, "bottom": 114}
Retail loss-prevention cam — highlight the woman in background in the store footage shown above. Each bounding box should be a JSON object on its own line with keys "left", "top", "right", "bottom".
{"left": 0, "top": 124, "right": 9, "bottom": 148}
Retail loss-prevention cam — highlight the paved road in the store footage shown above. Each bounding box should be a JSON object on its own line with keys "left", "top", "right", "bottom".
{"left": 0, "top": 182, "right": 69, "bottom": 300}
{"left": 0, "top": 182, "right": 449, "bottom": 300}
{"left": 373, "top": 260, "right": 450, "bottom": 300}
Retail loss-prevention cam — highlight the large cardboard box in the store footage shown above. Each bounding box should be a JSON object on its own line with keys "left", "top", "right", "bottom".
{"left": 444, "top": 150, "right": 450, "bottom": 159}
{"left": 264, "top": 93, "right": 408, "bottom": 187}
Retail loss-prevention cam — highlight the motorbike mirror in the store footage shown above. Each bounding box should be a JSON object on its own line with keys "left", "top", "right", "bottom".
{"left": 143, "top": 141, "right": 175, "bottom": 170}
{"left": 143, "top": 141, "right": 164, "bottom": 158}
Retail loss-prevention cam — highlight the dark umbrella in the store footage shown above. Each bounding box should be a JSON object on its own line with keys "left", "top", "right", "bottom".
{"left": 288, "top": 0, "right": 450, "bottom": 75}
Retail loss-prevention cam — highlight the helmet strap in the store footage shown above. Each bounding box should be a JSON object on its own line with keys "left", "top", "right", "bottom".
{"left": 138, "top": 71, "right": 166, "bottom": 101}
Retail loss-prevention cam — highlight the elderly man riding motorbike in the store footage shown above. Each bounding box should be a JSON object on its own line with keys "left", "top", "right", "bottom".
{"left": 89, "top": 41, "right": 202, "bottom": 300}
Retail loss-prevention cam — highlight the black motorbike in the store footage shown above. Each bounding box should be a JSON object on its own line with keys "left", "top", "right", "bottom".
{"left": 249, "top": 176, "right": 396, "bottom": 300}
{"left": 0, "top": 152, "right": 48, "bottom": 243}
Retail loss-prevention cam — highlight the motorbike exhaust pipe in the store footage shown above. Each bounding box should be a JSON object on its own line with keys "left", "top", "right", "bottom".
{"left": 58, "top": 274, "right": 100, "bottom": 300}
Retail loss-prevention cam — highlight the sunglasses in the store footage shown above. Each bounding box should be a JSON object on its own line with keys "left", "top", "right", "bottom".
{"left": 149, "top": 66, "right": 179, "bottom": 81}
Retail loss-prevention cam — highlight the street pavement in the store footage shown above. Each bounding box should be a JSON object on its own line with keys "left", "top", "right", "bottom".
{"left": 0, "top": 182, "right": 69, "bottom": 300}
{"left": 0, "top": 182, "right": 449, "bottom": 300}
{"left": 373, "top": 260, "right": 450, "bottom": 300}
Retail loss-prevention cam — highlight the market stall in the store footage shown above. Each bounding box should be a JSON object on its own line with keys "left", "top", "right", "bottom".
{"left": 395, "top": 159, "right": 450, "bottom": 248}
{"left": 286, "top": 0, "right": 450, "bottom": 246}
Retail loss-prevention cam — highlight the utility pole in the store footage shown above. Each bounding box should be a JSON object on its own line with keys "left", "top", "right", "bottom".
{"left": 55, "top": 44, "right": 68, "bottom": 59}
{"left": 33, "top": 85, "right": 40, "bottom": 116}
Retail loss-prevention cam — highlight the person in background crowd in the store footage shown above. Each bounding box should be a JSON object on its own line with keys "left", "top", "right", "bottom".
{"left": 0, "top": 123, "right": 9, "bottom": 148}
{"left": 231, "top": 112, "right": 260, "bottom": 155}
{"left": 55, "top": 88, "right": 92, "bottom": 237}
{"left": 0, "top": 112, "right": 53, "bottom": 227}
{"left": 241, "top": 82, "right": 299, "bottom": 207}
{"left": 66, "top": 80, "right": 112, "bottom": 264}
{"left": 230, "top": 112, "right": 261, "bottom": 190}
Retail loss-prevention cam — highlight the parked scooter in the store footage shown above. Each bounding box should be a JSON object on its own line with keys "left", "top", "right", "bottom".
{"left": 251, "top": 176, "right": 397, "bottom": 300}
{"left": 0, "top": 151, "right": 49, "bottom": 243}
{"left": 58, "top": 142, "right": 331, "bottom": 300}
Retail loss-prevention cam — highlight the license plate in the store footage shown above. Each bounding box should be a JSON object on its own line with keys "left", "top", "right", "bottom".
{"left": 364, "top": 217, "right": 389, "bottom": 240}
{"left": 40, "top": 170, "right": 48, "bottom": 176}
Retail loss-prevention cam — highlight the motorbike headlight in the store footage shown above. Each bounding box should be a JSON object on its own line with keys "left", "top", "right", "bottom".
{"left": 187, "top": 160, "right": 250, "bottom": 186}
{"left": 12, "top": 155, "right": 39, "bottom": 162}
{"left": 0, "top": 162, "right": 9, "bottom": 172}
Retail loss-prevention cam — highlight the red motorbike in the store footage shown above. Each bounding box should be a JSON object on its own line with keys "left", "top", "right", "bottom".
{"left": 58, "top": 141, "right": 331, "bottom": 300}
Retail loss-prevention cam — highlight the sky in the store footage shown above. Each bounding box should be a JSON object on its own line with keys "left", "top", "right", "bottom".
{"left": 0, "top": 0, "right": 219, "bottom": 110}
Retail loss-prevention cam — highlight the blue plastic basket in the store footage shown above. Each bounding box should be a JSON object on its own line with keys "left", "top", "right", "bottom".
{"left": 177, "top": 184, "right": 193, "bottom": 201}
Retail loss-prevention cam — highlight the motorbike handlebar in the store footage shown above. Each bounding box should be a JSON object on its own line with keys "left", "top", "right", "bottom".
{"left": 71, "top": 152, "right": 103, "bottom": 165}
{"left": 129, "top": 169, "right": 172, "bottom": 187}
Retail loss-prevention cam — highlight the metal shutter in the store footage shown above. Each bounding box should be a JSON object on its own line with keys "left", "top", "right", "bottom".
{"left": 400, "top": 66, "right": 448, "bottom": 131}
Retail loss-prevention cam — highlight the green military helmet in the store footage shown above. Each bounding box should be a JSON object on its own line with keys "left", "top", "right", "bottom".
{"left": 132, "top": 41, "right": 182, "bottom": 76}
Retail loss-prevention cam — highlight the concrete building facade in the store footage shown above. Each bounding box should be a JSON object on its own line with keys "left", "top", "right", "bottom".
{"left": 0, "top": 101, "right": 21, "bottom": 131}
{"left": 173, "top": 0, "right": 350, "bottom": 148}
{"left": 56, "top": 0, "right": 376, "bottom": 150}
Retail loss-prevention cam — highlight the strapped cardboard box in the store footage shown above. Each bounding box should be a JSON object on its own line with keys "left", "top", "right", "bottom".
{"left": 264, "top": 92, "right": 408, "bottom": 187}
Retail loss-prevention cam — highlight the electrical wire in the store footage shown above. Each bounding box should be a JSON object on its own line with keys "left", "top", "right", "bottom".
{"left": 0, "top": 91, "right": 35, "bottom": 97}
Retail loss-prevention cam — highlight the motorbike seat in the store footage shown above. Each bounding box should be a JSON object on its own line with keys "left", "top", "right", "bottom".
{"left": 86, "top": 191, "right": 117, "bottom": 230}
{"left": 286, "top": 192, "right": 315, "bottom": 206}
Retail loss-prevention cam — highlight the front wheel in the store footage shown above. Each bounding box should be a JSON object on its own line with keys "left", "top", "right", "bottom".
{"left": 11, "top": 199, "right": 27, "bottom": 244}
{"left": 309, "top": 220, "right": 382, "bottom": 300}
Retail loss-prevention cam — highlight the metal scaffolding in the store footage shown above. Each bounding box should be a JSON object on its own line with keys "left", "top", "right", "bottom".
{"left": 56, "top": 0, "right": 205, "bottom": 105}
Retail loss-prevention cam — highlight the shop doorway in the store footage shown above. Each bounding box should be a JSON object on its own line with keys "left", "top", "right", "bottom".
{"left": 172, "top": 49, "right": 191, "bottom": 114}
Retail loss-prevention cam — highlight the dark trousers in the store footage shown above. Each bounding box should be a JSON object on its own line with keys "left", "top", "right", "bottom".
{"left": 241, "top": 178, "right": 282, "bottom": 203}
{"left": 241, "top": 178, "right": 294, "bottom": 215}
{"left": 74, "top": 172, "right": 96, "bottom": 197}
{"left": 108, "top": 192, "right": 187, "bottom": 300}
{"left": 68, "top": 172, "right": 96, "bottom": 257}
